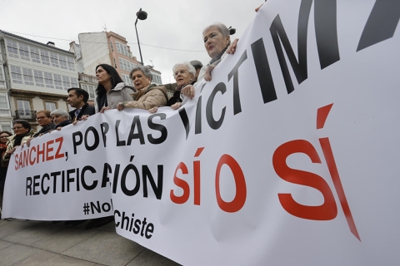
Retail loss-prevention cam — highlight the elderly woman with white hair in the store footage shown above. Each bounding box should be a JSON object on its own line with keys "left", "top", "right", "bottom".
{"left": 168, "top": 62, "right": 196, "bottom": 109}
{"left": 50, "top": 109, "right": 71, "bottom": 130}
{"left": 117, "top": 65, "right": 168, "bottom": 111}
{"left": 149, "top": 62, "right": 196, "bottom": 113}
{"left": 181, "top": 22, "right": 231, "bottom": 99}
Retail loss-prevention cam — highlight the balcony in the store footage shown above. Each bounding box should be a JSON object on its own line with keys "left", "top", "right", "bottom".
{"left": 15, "top": 110, "right": 37, "bottom": 122}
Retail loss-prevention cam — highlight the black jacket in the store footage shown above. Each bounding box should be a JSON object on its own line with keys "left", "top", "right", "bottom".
{"left": 69, "top": 103, "right": 96, "bottom": 121}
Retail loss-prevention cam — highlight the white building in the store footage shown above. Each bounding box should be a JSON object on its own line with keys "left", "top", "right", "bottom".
{"left": 0, "top": 30, "right": 78, "bottom": 131}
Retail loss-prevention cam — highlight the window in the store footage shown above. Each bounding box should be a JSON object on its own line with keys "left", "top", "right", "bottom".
{"left": 59, "top": 55, "right": 68, "bottom": 69}
{"left": 119, "top": 58, "right": 132, "bottom": 71}
{"left": 45, "top": 102, "right": 56, "bottom": 111}
{"left": 110, "top": 42, "right": 114, "bottom": 52}
{"left": 122, "top": 74, "right": 132, "bottom": 85}
{"left": 50, "top": 52, "right": 59, "bottom": 67}
{"left": 0, "top": 66, "right": 5, "bottom": 88}
{"left": 0, "top": 123, "right": 12, "bottom": 133}
{"left": 22, "top": 68, "right": 34, "bottom": 86}
{"left": 17, "top": 99, "right": 32, "bottom": 119}
{"left": 33, "top": 70, "right": 45, "bottom": 87}
{"left": 116, "top": 42, "right": 122, "bottom": 54}
{"left": 10, "top": 65, "right": 23, "bottom": 84}
{"left": 71, "top": 77, "right": 78, "bottom": 87}
{"left": 115, "top": 42, "right": 129, "bottom": 56}
{"left": 44, "top": 72, "right": 54, "bottom": 88}
{"left": 0, "top": 93, "right": 10, "bottom": 116}
{"left": 88, "top": 85, "right": 96, "bottom": 99}
{"left": 82, "top": 84, "right": 96, "bottom": 100}
{"left": 123, "top": 46, "right": 129, "bottom": 56}
{"left": 67, "top": 57, "right": 75, "bottom": 71}
{"left": 40, "top": 49, "right": 50, "bottom": 65}
{"left": 6, "top": 39, "right": 19, "bottom": 58}
{"left": 30, "top": 46, "right": 41, "bottom": 63}
{"left": 53, "top": 74, "right": 63, "bottom": 89}
{"left": 19, "top": 43, "right": 30, "bottom": 61}
{"left": 62, "top": 75, "right": 71, "bottom": 90}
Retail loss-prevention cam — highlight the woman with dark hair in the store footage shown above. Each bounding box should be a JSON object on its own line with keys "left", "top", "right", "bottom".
{"left": 117, "top": 65, "right": 167, "bottom": 111}
{"left": 95, "top": 64, "right": 135, "bottom": 112}
{"left": 0, "top": 130, "right": 12, "bottom": 218}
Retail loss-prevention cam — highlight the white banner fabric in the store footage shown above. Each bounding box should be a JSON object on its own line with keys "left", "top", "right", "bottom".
{"left": 3, "top": 0, "right": 400, "bottom": 265}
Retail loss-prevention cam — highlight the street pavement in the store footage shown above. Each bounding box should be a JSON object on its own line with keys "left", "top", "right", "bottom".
{"left": 0, "top": 218, "right": 181, "bottom": 266}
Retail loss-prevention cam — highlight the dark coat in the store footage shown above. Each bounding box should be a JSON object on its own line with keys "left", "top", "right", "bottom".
{"left": 69, "top": 103, "right": 95, "bottom": 121}
{"left": 56, "top": 120, "right": 72, "bottom": 128}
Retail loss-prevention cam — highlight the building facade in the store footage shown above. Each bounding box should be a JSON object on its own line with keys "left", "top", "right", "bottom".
{"left": 0, "top": 30, "right": 78, "bottom": 132}
{"left": 72, "top": 31, "right": 162, "bottom": 87}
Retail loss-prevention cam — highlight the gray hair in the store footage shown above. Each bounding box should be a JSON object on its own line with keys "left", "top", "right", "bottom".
{"left": 50, "top": 109, "right": 70, "bottom": 119}
{"left": 129, "top": 65, "right": 152, "bottom": 81}
{"left": 203, "top": 22, "right": 230, "bottom": 37}
{"left": 172, "top": 62, "right": 196, "bottom": 77}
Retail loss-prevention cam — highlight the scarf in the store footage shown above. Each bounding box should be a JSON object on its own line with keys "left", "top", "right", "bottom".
{"left": 209, "top": 43, "right": 229, "bottom": 65}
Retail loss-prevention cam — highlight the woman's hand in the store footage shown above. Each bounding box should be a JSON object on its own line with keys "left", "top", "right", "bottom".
{"left": 226, "top": 38, "right": 239, "bottom": 54}
{"left": 6, "top": 146, "right": 18, "bottom": 156}
{"left": 171, "top": 102, "right": 182, "bottom": 110}
{"left": 204, "top": 65, "right": 215, "bottom": 81}
{"left": 117, "top": 103, "right": 124, "bottom": 111}
{"left": 22, "top": 138, "right": 33, "bottom": 148}
{"left": 100, "top": 106, "right": 110, "bottom": 113}
{"left": 148, "top": 107, "right": 158, "bottom": 113}
{"left": 181, "top": 85, "right": 195, "bottom": 99}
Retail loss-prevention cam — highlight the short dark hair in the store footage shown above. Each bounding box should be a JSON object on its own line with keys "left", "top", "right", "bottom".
{"left": 68, "top": 87, "right": 89, "bottom": 103}
{"left": 13, "top": 120, "right": 31, "bottom": 131}
{"left": 190, "top": 60, "right": 203, "bottom": 70}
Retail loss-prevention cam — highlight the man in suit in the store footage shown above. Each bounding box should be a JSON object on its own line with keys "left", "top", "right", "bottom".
{"left": 67, "top": 88, "right": 95, "bottom": 122}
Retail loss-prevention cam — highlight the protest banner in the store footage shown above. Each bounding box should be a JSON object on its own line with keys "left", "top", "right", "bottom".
{"left": 3, "top": 0, "right": 400, "bottom": 265}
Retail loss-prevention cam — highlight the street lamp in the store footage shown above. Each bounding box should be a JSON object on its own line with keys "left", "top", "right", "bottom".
{"left": 135, "top": 8, "right": 148, "bottom": 65}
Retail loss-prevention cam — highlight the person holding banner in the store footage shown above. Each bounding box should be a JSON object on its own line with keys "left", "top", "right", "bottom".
{"left": 67, "top": 88, "right": 95, "bottom": 122}
{"left": 117, "top": 65, "right": 168, "bottom": 111}
{"left": 181, "top": 22, "right": 231, "bottom": 99}
{"left": 2, "top": 120, "right": 35, "bottom": 218}
{"left": 95, "top": 64, "right": 135, "bottom": 113}
{"left": 0, "top": 131, "right": 12, "bottom": 219}
{"left": 32, "top": 110, "right": 56, "bottom": 137}
{"left": 2, "top": 120, "right": 35, "bottom": 163}
{"left": 149, "top": 62, "right": 196, "bottom": 113}
{"left": 50, "top": 109, "right": 72, "bottom": 130}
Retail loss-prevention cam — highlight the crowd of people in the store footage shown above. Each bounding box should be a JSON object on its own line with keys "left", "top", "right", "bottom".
{"left": 0, "top": 11, "right": 266, "bottom": 223}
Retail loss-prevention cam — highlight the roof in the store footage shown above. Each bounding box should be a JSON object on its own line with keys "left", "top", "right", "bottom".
{"left": 0, "top": 29, "right": 74, "bottom": 55}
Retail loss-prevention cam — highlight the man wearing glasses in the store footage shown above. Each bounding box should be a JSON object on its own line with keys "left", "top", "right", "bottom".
{"left": 33, "top": 110, "right": 56, "bottom": 137}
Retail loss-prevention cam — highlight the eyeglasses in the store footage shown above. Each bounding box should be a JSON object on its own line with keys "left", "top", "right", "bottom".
{"left": 12, "top": 126, "right": 24, "bottom": 130}
{"left": 36, "top": 116, "right": 47, "bottom": 120}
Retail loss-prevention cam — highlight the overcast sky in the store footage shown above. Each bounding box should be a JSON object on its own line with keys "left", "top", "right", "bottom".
{"left": 0, "top": 0, "right": 263, "bottom": 84}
